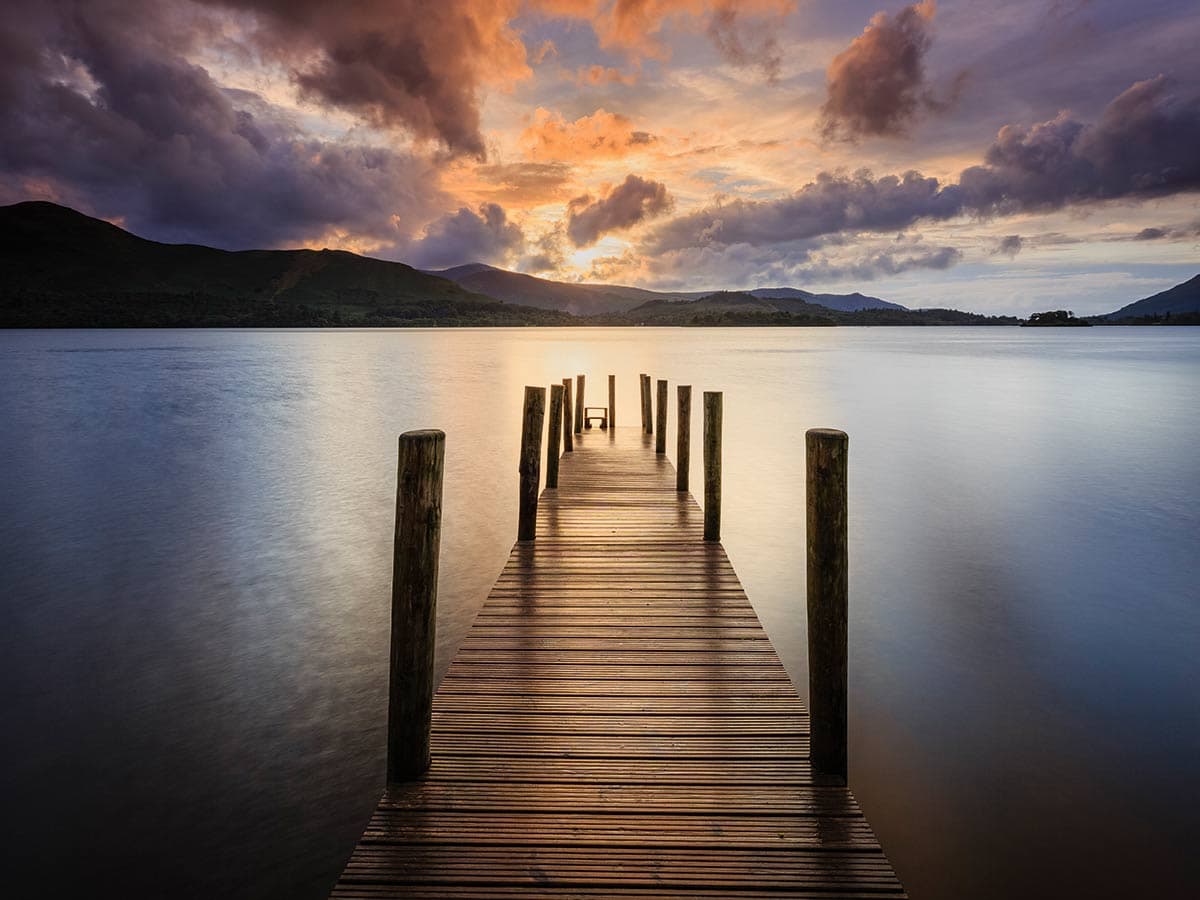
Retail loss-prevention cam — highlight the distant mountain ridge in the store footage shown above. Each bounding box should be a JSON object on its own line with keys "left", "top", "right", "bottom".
{"left": 431, "top": 263, "right": 908, "bottom": 315}
{"left": 430, "top": 263, "right": 685, "bottom": 316}
{"left": 0, "top": 202, "right": 569, "bottom": 327}
{"left": 6, "top": 201, "right": 1192, "bottom": 328}
{"left": 1103, "top": 274, "right": 1200, "bottom": 320}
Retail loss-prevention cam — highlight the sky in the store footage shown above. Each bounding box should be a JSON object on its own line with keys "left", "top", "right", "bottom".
{"left": 2, "top": 0, "right": 1198, "bottom": 315}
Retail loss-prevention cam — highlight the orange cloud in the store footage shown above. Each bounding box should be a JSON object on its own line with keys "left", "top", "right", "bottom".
{"left": 530, "top": 1, "right": 794, "bottom": 58}
{"left": 574, "top": 65, "right": 639, "bottom": 86}
{"left": 522, "top": 108, "right": 657, "bottom": 162}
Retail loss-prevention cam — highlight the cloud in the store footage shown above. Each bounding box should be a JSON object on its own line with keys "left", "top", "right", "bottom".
{"left": 522, "top": 108, "right": 656, "bottom": 161}
{"left": 601, "top": 235, "right": 963, "bottom": 290}
{"left": 1131, "top": 222, "right": 1200, "bottom": 241}
{"left": 573, "top": 65, "right": 639, "bottom": 86}
{"left": 645, "top": 169, "right": 957, "bottom": 253}
{"left": 530, "top": 1, "right": 794, "bottom": 62}
{"left": 518, "top": 226, "right": 568, "bottom": 274}
{"left": 647, "top": 77, "right": 1200, "bottom": 254}
{"left": 404, "top": 203, "right": 525, "bottom": 269}
{"left": 199, "top": 0, "right": 531, "bottom": 159}
{"left": 706, "top": 3, "right": 785, "bottom": 82}
{"left": 566, "top": 175, "right": 673, "bottom": 247}
{"left": 959, "top": 76, "right": 1200, "bottom": 214}
{"left": 991, "top": 234, "right": 1023, "bottom": 257}
{"left": 819, "top": 1, "right": 944, "bottom": 141}
{"left": 464, "top": 162, "right": 576, "bottom": 205}
{"left": 0, "top": 0, "right": 445, "bottom": 249}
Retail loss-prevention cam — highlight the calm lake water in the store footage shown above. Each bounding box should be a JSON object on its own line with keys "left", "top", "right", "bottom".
{"left": 1, "top": 327, "right": 1197, "bottom": 899}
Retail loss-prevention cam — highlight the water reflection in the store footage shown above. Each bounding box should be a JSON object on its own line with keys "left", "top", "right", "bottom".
{"left": 0, "top": 327, "right": 1197, "bottom": 899}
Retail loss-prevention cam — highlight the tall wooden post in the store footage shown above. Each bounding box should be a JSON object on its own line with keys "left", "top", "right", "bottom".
{"left": 655, "top": 379, "right": 668, "bottom": 454}
{"left": 574, "top": 374, "right": 586, "bottom": 434}
{"left": 561, "top": 378, "right": 574, "bottom": 453}
{"left": 518, "top": 386, "right": 546, "bottom": 542}
{"left": 638, "top": 375, "right": 647, "bottom": 431}
{"left": 387, "top": 429, "right": 444, "bottom": 783}
{"left": 546, "top": 383, "right": 564, "bottom": 489}
{"left": 806, "top": 428, "right": 849, "bottom": 786}
{"left": 642, "top": 374, "right": 653, "bottom": 434}
{"left": 608, "top": 374, "right": 616, "bottom": 429}
{"left": 703, "top": 392, "right": 722, "bottom": 542}
{"left": 676, "top": 385, "right": 691, "bottom": 492}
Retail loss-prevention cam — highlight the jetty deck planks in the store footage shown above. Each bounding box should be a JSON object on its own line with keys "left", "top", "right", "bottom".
{"left": 331, "top": 427, "right": 905, "bottom": 898}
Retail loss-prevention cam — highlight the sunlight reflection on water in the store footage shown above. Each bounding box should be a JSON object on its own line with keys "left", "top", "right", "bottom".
{"left": 1, "top": 327, "right": 1197, "bottom": 899}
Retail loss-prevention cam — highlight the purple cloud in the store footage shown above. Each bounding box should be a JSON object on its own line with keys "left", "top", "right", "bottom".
{"left": 566, "top": 175, "right": 672, "bottom": 248}
{"left": 404, "top": 203, "right": 525, "bottom": 269}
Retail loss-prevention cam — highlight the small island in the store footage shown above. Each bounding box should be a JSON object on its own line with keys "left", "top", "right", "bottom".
{"left": 1022, "top": 310, "right": 1092, "bottom": 327}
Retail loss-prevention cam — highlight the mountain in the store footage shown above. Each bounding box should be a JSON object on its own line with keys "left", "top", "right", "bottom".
{"left": 627, "top": 291, "right": 836, "bottom": 325}
{"left": 0, "top": 202, "right": 571, "bottom": 327}
{"left": 431, "top": 263, "right": 907, "bottom": 316}
{"left": 747, "top": 287, "right": 905, "bottom": 311}
{"left": 1103, "top": 274, "right": 1200, "bottom": 320}
{"left": 431, "top": 263, "right": 686, "bottom": 316}
{"left": 627, "top": 290, "right": 1017, "bottom": 326}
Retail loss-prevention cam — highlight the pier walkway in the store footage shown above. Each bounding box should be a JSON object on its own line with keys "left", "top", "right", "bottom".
{"left": 331, "top": 426, "right": 905, "bottom": 898}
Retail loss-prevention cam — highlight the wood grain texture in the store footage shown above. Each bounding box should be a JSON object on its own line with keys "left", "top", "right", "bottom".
{"left": 332, "top": 426, "right": 903, "bottom": 899}
{"left": 806, "top": 428, "right": 849, "bottom": 786}
{"left": 386, "top": 430, "right": 444, "bottom": 783}
{"left": 561, "top": 379, "right": 573, "bottom": 453}
{"left": 547, "top": 384, "right": 564, "bottom": 490}
{"left": 677, "top": 385, "right": 691, "bottom": 492}
{"left": 518, "top": 387, "right": 546, "bottom": 542}
{"left": 703, "top": 392, "right": 722, "bottom": 542}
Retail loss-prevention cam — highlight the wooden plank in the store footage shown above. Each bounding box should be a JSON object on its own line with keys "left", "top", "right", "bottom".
{"left": 331, "top": 426, "right": 904, "bottom": 899}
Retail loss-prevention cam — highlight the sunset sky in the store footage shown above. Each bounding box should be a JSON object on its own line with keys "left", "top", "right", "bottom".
{"left": 2, "top": 0, "right": 1198, "bottom": 314}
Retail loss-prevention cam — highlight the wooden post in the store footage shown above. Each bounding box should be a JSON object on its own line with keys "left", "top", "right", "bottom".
{"left": 608, "top": 374, "right": 616, "bottom": 429}
{"left": 518, "top": 386, "right": 546, "bottom": 542}
{"left": 561, "top": 378, "right": 574, "bottom": 453}
{"left": 638, "top": 374, "right": 647, "bottom": 431}
{"left": 386, "top": 429, "right": 444, "bottom": 783}
{"left": 655, "top": 379, "right": 668, "bottom": 454}
{"left": 546, "top": 383, "right": 564, "bottom": 489}
{"left": 642, "top": 374, "right": 653, "bottom": 434}
{"left": 806, "top": 428, "right": 849, "bottom": 786}
{"left": 574, "top": 374, "right": 586, "bottom": 434}
{"left": 703, "top": 392, "right": 722, "bottom": 542}
{"left": 676, "top": 385, "right": 691, "bottom": 492}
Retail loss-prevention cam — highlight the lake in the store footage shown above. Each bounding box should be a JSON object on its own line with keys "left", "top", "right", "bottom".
{"left": 1, "top": 327, "right": 1197, "bottom": 899}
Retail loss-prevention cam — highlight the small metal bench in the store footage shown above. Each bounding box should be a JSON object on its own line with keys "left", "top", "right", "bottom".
{"left": 583, "top": 406, "right": 608, "bottom": 429}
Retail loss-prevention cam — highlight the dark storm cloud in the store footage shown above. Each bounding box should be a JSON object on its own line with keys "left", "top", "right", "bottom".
{"left": 197, "top": 0, "right": 531, "bottom": 159}
{"left": 958, "top": 76, "right": 1200, "bottom": 214}
{"left": 0, "top": 0, "right": 445, "bottom": 248}
{"left": 647, "top": 77, "right": 1200, "bottom": 253}
{"left": 820, "top": 1, "right": 944, "bottom": 140}
{"left": 404, "top": 203, "right": 525, "bottom": 269}
{"left": 566, "top": 175, "right": 672, "bottom": 247}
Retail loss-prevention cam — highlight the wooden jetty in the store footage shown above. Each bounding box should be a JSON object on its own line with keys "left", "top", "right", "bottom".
{"left": 331, "top": 379, "right": 905, "bottom": 898}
